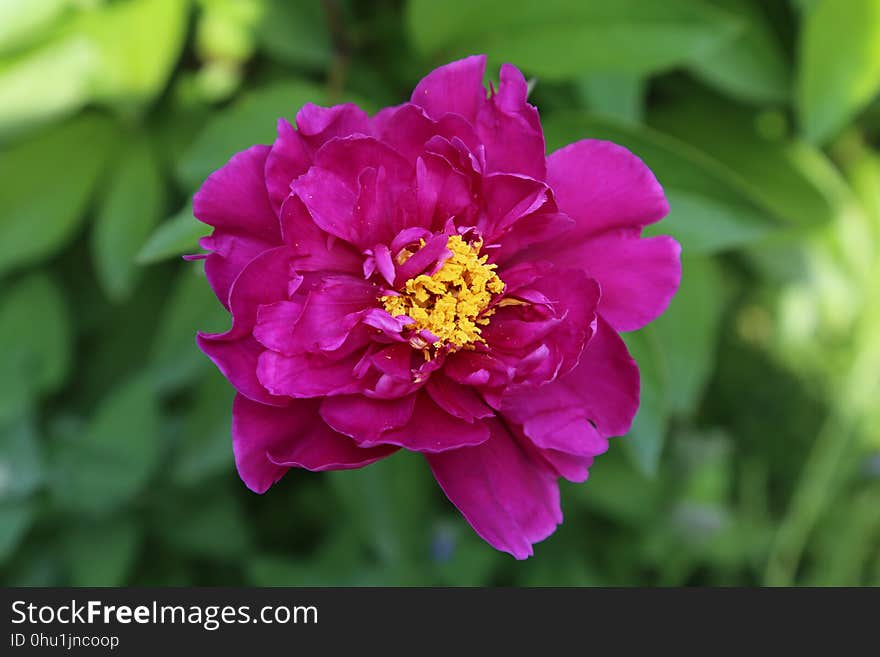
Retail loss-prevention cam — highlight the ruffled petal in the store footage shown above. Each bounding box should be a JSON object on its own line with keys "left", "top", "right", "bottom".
{"left": 193, "top": 144, "right": 280, "bottom": 243}
{"left": 426, "top": 418, "right": 562, "bottom": 559}
{"left": 232, "top": 394, "right": 395, "bottom": 493}
{"left": 502, "top": 316, "right": 639, "bottom": 439}
{"left": 296, "top": 103, "right": 372, "bottom": 150}
{"left": 264, "top": 118, "right": 310, "bottom": 215}
{"left": 411, "top": 54, "right": 487, "bottom": 123}
{"left": 198, "top": 334, "right": 288, "bottom": 407}
{"left": 500, "top": 387, "right": 608, "bottom": 457}
{"left": 253, "top": 275, "right": 378, "bottom": 356}
{"left": 200, "top": 232, "right": 273, "bottom": 310}
{"left": 366, "top": 392, "right": 491, "bottom": 452}
{"left": 291, "top": 138, "right": 411, "bottom": 250}
{"left": 319, "top": 394, "right": 417, "bottom": 445}
{"left": 425, "top": 372, "right": 494, "bottom": 422}
{"left": 550, "top": 228, "right": 682, "bottom": 332}
{"left": 475, "top": 64, "right": 546, "bottom": 180}
{"left": 280, "top": 195, "right": 363, "bottom": 274}
{"left": 546, "top": 139, "right": 669, "bottom": 239}
{"left": 257, "top": 349, "right": 365, "bottom": 398}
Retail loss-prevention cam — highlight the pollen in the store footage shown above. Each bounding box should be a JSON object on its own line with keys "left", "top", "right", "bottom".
{"left": 381, "top": 235, "right": 505, "bottom": 353}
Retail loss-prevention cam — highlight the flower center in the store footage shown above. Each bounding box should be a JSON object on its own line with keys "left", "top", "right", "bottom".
{"left": 381, "top": 235, "right": 505, "bottom": 352}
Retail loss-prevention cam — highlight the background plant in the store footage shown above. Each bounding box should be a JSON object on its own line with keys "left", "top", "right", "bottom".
{"left": 1, "top": 0, "right": 878, "bottom": 586}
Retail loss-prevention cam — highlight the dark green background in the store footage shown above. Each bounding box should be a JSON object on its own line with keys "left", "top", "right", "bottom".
{"left": 1, "top": 0, "right": 878, "bottom": 586}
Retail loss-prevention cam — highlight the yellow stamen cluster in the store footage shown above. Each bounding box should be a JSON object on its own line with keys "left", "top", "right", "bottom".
{"left": 381, "top": 235, "right": 505, "bottom": 352}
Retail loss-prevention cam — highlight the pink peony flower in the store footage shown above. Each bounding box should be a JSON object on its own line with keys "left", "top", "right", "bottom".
{"left": 193, "top": 55, "right": 681, "bottom": 558}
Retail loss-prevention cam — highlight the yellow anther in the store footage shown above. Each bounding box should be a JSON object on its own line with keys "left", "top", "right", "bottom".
{"left": 381, "top": 235, "right": 505, "bottom": 353}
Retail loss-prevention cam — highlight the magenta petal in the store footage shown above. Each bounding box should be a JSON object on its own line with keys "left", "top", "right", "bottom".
{"left": 319, "top": 394, "right": 417, "bottom": 445}
{"left": 290, "top": 166, "right": 359, "bottom": 246}
{"left": 313, "top": 136, "right": 411, "bottom": 193}
{"left": 411, "top": 54, "right": 487, "bottom": 123}
{"left": 559, "top": 229, "right": 682, "bottom": 332}
{"left": 257, "top": 349, "right": 364, "bottom": 398}
{"left": 539, "top": 449, "right": 595, "bottom": 483}
{"left": 547, "top": 139, "right": 669, "bottom": 239}
{"left": 508, "top": 316, "right": 639, "bottom": 439}
{"left": 193, "top": 144, "right": 280, "bottom": 243}
{"left": 232, "top": 394, "right": 395, "bottom": 493}
{"left": 251, "top": 300, "right": 306, "bottom": 354}
{"left": 373, "top": 392, "right": 490, "bottom": 452}
{"left": 265, "top": 118, "right": 310, "bottom": 215}
{"left": 199, "top": 333, "right": 289, "bottom": 407}
{"left": 296, "top": 103, "right": 372, "bottom": 149}
{"left": 415, "top": 154, "right": 473, "bottom": 230}
{"left": 475, "top": 64, "right": 546, "bottom": 180}
{"left": 373, "top": 103, "right": 480, "bottom": 164}
{"left": 264, "top": 276, "right": 377, "bottom": 355}
{"left": 209, "top": 245, "right": 294, "bottom": 341}
{"left": 426, "top": 419, "right": 562, "bottom": 559}
{"left": 426, "top": 372, "right": 494, "bottom": 422}
{"left": 200, "top": 232, "right": 273, "bottom": 310}
{"left": 478, "top": 173, "right": 549, "bottom": 241}
{"left": 500, "top": 387, "right": 608, "bottom": 457}
{"left": 280, "top": 195, "right": 363, "bottom": 273}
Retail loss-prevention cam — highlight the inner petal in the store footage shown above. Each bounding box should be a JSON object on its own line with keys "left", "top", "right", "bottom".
{"left": 381, "top": 235, "right": 505, "bottom": 354}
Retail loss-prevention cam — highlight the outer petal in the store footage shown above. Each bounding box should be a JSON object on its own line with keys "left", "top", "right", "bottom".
{"left": 426, "top": 419, "right": 562, "bottom": 559}
{"left": 501, "top": 384, "right": 608, "bottom": 458}
{"left": 475, "top": 64, "right": 546, "bottom": 180}
{"left": 546, "top": 139, "right": 669, "bottom": 239}
{"left": 265, "top": 118, "right": 310, "bottom": 214}
{"left": 193, "top": 144, "right": 280, "bottom": 243}
{"left": 365, "top": 392, "right": 491, "bottom": 452}
{"left": 232, "top": 394, "right": 396, "bottom": 493}
{"left": 296, "top": 103, "right": 372, "bottom": 149}
{"left": 200, "top": 232, "right": 273, "bottom": 310}
{"left": 411, "top": 54, "right": 487, "bottom": 123}
{"left": 553, "top": 229, "right": 682, "bottom": 332}
{"left": 198, "top": 246, "right": 295, "bottom": 406}
{"left": 319, "top": 394, "right": 417, "bottom": 445}
{"left": 502, "top": 316, "right": 639, "bottom": 440}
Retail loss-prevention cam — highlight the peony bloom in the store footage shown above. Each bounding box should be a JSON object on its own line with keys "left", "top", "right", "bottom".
{"left": 193, "top": 55, "right": 681, "bottom": 558}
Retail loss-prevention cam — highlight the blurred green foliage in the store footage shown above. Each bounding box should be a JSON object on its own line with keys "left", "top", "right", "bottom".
{"left": 1, "top": 0, "right": 879, "bottom": 586}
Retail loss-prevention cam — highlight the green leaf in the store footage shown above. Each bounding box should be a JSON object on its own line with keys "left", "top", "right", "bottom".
{"left": 92, "top": 134, "right": 165, "bottom": 302}
{"left": 0, "top": 414, "right": 45, "bottom": 500}
{"left": 177, "top": 80, "right": 327, "bottom": 190}
{"left": 407, "top": 0, "right": 742, "bottom": 78}
{"left": 0, "top": 273, "right": 71, "bottom": 423}
{"left": 575, "top": 73, "right": 645, "bottom": 123}
{"left": 327, "top": 450, "right": 432, "bottom": 568}
{"left": 689, "top": 0, "right": 790, "bottom": 104}
{"left": 0, "top": 499, "right": 35, "bottom": 563}
{"left": 78, "top": 0, "right": 190, "bottom": 115}
{"left": 52, "top": 374, "right": 162, "bottom": 515}
{"left": 649, "top": 90, "right": 845, "bottom": 228}
{"left": 149, "top": 264, "right": 228, "bottom": 392}
{"left": 157, "top": 485, "right": 253, "bottom": 560}
{"left": 63, "top": 518, "right": 139, "bottom": 586}
{"left": 622, "top": 329, "right": 669, "bottom": 477}
{"left": 0, "top": 33, "right": 98, "bottom": 137}
{"left": 0, "top": 0, "right": 69, "bottom": 55}
{"left": 257, "top": 0, "right": 331, "bottom": 70}
{"left": 797, "top": 0, "right": 880, "bottom": 143}
{"left": 543, "top": 113, "right": 774, "bottom": 254}
{"left": 170, "top": 367, "right": 234, "bottom": 487}
{"left": 0, "top": 113, "right": 118, "bottom": 276}
{"left": 137, "top": 202, "right": 210, "bottom": 264}
{"left": 656, "top": 190, "right": 770, "bottom": 253}
{"left": 652, "top": 256, "right": 726, "bottom": 415}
